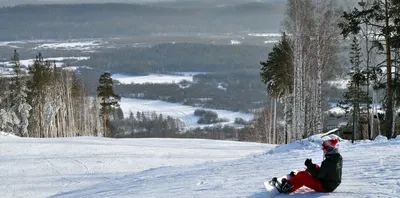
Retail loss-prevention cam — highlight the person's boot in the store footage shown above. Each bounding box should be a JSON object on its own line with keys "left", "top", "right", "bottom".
{"left": 280, "top": 178, "right": 294, "bottom": 193}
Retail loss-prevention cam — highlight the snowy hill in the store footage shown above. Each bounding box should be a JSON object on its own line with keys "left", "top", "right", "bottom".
{"left": 1, "top": 134, "right": 399, "bottom": 198}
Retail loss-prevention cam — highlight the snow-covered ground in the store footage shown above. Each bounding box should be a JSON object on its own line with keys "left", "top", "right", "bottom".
{"left": 0, "top": 39, "right": 104, "bottom": 52}
{"left": 0, "top": 56, "right": 89, "bottom": 68}
{"left": 248, "top": 33, "right": 282, "bottom": 37}
{"left": 119, "top": 97, "right": 253, "bottom": 129}
{"left": 112, "top": 73, "right": 195, "bottom": 84}
{"left": 0, "top": 135, "right": 273, "bottom": 198}
{"left": 34, "top": 41, "right": 102, "bottom": 51}
{"left": 1, "top": 133, "right": 399, "bottom": 198}
{"left": 230, "top": 40, "right": 242, "bottom": 45}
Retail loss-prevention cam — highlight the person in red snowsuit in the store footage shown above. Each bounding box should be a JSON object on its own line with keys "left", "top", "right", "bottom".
{"left": 279, "top": 138, "right": 343, "bottom": 193}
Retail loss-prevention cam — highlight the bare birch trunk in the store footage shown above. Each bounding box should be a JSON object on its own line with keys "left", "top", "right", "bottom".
{"left": 284, "top": 0, "right": 339, "bottom": 141}
{"left": 285, "top": 94, "right": 293, "bottom": 143}
{"left": 273, "top": 97, "right": 277, "bottom": 144}
{"left": 392, "top": 106, "right": 396, "bottom": 138}
{"left": 269, "top": 98, "right": 273, "bottom": 143}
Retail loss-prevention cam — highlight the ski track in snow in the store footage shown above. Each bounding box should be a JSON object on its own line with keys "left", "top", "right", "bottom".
{"left": 0, "top": 135, "right": 399, "bottom": 198}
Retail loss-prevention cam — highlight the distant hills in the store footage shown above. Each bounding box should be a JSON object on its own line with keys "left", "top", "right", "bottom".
{"left": 0, "top": 0, "right": 283, "bottom": 7}
{"left": 0, "top": 1, "right": 285, "bottom": 41}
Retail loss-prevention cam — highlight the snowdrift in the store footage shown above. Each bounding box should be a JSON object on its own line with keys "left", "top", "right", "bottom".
{"left": 266, "top": 132, "right": 343, "bottom": 154}
{"left": 0, "top": 131, "right": 17, "bottom": 137}
{"left": 267, "top": 130, "right": 400, "bottom": 155}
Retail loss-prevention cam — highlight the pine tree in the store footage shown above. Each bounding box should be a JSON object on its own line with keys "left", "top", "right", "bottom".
{"left": 338, "top": 36, "right": 371, "bottom": 142}
{"left": 97, "top": 72, "right": 120, "bottom": 137}
{"left": 260, "top": 32, "right": 293, "bottom": 143}
{"left": 339, "top": 0, "right": 400, "bottom": 139}
{"left": 27, "top": 53, "right": 54, "bottom": 137}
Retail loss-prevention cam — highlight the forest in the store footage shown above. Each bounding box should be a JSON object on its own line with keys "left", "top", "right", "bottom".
{"left": 77, "top": 43, "right": 272, "bottom": 74}
{"left": 255, "top": 0, "right": 400, "bottom": 146}
{"left": 0, "top": 51, "right": 103, "bottom": 138}
{"left": 76, "top": 43, "right": 273, "bottom": 112}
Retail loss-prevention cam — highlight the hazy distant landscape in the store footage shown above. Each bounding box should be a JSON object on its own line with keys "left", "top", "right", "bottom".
{"left": 0, "top": 1, "right": 285, "bottom": 41}
{"left": 0, "top": 0, "right": 349, "bottom": 134}
{"left": 0, "top": 0, "right": 289, "bottom": 132}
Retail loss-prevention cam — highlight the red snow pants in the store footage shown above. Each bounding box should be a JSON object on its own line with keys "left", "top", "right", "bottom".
{"left": 287, "top": 166, "right": 326, "bottom": 192}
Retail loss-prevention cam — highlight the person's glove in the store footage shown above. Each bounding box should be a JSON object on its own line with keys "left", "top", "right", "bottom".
{"left": 304, "top": 158, "right": 313, "bottom": 167}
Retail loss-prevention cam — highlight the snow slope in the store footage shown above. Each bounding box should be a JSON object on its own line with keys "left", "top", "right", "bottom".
{"left": 0, "top": 136, "right": 273, "bottom": 198}
{"left": 1, "top": 134, "right": 399, "bottom": 198}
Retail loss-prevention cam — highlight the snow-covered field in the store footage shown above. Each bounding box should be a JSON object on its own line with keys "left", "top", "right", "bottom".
{"left": 1, "top": 133, "right": 399, "bottom": 198}
{"left": 34, "top": 41, "right": 102, "bottom": 51}
{"left": 0, "top": 39, "right": 105, "bottom": 52}
{"left": 112, "top": 73, "right": 195, "bottom": 84}
{"left": 0, "top": 56, "right": 89, "bottom": 68}
{"left": 119, "top": 97, "right": 253, "bottom": 129}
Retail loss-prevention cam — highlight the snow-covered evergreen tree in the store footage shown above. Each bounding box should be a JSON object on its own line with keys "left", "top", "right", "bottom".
{"left": 0, "top": 109, "right": 19, "bottom": 134}
{"left": 9, "top": 50, "right": 32, "bottom": 137}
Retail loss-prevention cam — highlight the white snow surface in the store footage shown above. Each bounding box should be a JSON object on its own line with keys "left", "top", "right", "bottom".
{"left": 264, "top": 40, "right": 279, "bottom": 44}
{"left": 119, "top": 97, "right": 253, "bottom": 129}
{"left": 0, "top": 136, "right": 273, "bottom": 198}
{"left": 0, "top": 57, "right": 89, "bottom": 67}
{"left": 1, "top": 133, "right": 399, "bottom": 198}
{"left": 326, "top": 107, "right": 347, "bottom": 116}
{"left": 112, "top": 73, "right": 194, "bottom": 84}
{"left": 34, "top": 41, "right": 101, "bottom": 51}
{"left": 248, "top": 33, "right": 282, "bottom": 37}
{"left": 230, "top": 40, "right": 242, "bottom": 45}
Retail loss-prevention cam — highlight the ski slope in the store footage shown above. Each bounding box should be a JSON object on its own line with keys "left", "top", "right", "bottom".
{"left": 0, "top": 134, "right": 399, "bottom": 198}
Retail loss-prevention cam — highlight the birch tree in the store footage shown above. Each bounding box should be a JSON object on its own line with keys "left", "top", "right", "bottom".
{"left": 284, "top": 0, "right": 312, "bottom": 141}
{"left": 310, "top": 0, "right": 341, "bottom": 135}
{"left": 283, "top": 0, "right": 340, "bottom": 141}
{"left": 25, "top": 52, "right": 102, "bottom": 138}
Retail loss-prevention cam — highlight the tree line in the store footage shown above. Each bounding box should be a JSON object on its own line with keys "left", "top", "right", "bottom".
{"left": 78, "top": 43, "right": 271, "bottom": 74}
{"left": 113, "top": 112, "right": 254, "bottom": 142}
{"left": 111, "top": 111, "right": 185, "bottom": 138}
{"left": 0, "top": 50, "right": 125, "bottom": 138}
